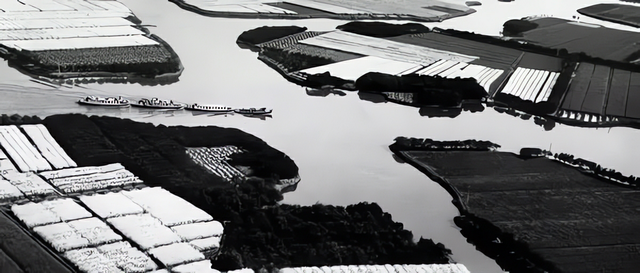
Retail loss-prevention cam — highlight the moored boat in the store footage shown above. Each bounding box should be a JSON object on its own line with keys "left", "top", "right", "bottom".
{"left": 233, "top": 107, "right": 273, "bottom": 115}
{"left": 77, "top": 96, "right": 129, "bottom": 107}
{"left": 185, "top": 103, "right": 233, "bottom": 113}
{"left": 131, "top": 98, "right": 185, "bottom": 110}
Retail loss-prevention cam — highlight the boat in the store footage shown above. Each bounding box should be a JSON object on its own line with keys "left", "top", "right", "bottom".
{"left": 185, "top": 103, "right": 233, "bottom": 113}
{"left": 77, "top": 96, "right": 129, "bottom": 107}
{"left": 131, "top": 98, "right": 185, "bottom": 110}
{"left": 233, "top": 107, "right": 273, "bottom": 115}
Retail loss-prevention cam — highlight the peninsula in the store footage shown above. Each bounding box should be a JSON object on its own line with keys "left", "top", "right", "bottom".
{"left": 390, "top": 137, "right": 640, "bottom": 273}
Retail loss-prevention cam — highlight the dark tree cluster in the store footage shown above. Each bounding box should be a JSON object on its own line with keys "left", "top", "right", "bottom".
{"left": 355, "top": 72, "right": 487, "bottom": 107}
{"left": 261, "top": 48, "right": 334, "bottom": 72}
{"left": 391, "top": 137, "right": 501, "bottom": 151}
{"left": 237, "top": 26, "right": 308, "bottom": 46}
{"left": 502, "top": 19, "right": 540, "bottom": 36}
{"left": 454, "top": 215, "right": 555, "bottom": 273}
{"left": 553, "top": 153, "right": 639, "bottom": 187}
{"left": 209, "top": 181, "right": 452, "bottom": 271}
{"left": 0, "top": 114, "right": 42, "bottom": 125}
{"left": 336, "top": 22, "right": 430, "bottom": 37}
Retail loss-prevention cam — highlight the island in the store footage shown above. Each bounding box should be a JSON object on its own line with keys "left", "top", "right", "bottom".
{"left": 0, "top": 0, "right": 183, "bottom": 85}
{"left": 389, "top": 136, "right": 640, "bottom": 273}
{"left": 0, "top": 114, "right": 462, "bottom": 272}
{"left": 169, "top": 0, "right": 475, "bottom": 22}
{"left": 239, "top": 20, "right": 640, "bottom": 130}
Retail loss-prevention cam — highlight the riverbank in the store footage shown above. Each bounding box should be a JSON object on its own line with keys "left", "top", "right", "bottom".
{"left": 389, "top": 137, "right": 640, "bottom": 273}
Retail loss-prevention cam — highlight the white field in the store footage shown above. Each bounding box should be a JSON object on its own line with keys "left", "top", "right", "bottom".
{"left": 148, "top": 242, "right": 205, "bottom": 267}
{"left": 58, "top": 176, "right": 143, "bottom": 193}
{"left": 0, "top": 126, "right": 51, "bottom": 172}
{"left": 97, "top": 241, "right": 159, "bottom": 272}
{"left": 149, "top": 270, "right": 170, "bottom": 273}
{"left": 279, "top": 264, "right": 471, "bottom": 273}
{"left": 107, "top": 213, "right": 182, "bottom": 250}
{"left": 229, "top": 268, "right": 255, "bottom": 273}
{"left": 0, "top": 10, "right": 132, "bottom": 20}
{"left": 500, "top": 68, "right": 558, "bottom": 102}
{"left": 300, "top": 30, "right": 478, "bottom": 66}
{"left": 50, "top": 169, "right": 135, "bottom": 187}
{"left": 0, "top": 26, "right": 145, "bottom": 41}
{"left": 64, "top": 248, "right": 124, "bottom": 273}
{"left": 12, "top": 202, "right": 61, "bottom": 228}
{"left": 0, "top": 0, "right": 40, "bottom": 12}
{"left": 20, "top": 0, "right": 75, "bottom": 11}
{"left": 2, "top": 170, "right": 56, "bottom": 196}
{"left": 34, "top": 222, "right": 91, "bottom": 252}
{"left": 4, "top": 35, "right": 159, "bottom": 51}
{"left": 300, "top": 0, "right": 469, "bottom": 17}
{"left": 189, "top": 236, "right": 221, "bottom": 251}
{"left": 285, "top": 0, "right": 369, "bottom": 14}
{"left": 122, "top": 187, "right": 213, "bottom": 227}
{"left": 40, "top": 163, "right": 124, "bottom": 180}
{"left": 79, "top": 191, "right": 145, "bottom": 219}
{"left": 0, "top": 17, "right": 135, "bottom": 31}
{"left": 240, "top": 4, "right": 297, "bottom": 14}
{"left": 68, "top": 217, "right": 123, "bottom": 245}
{"left": 170, "top": 221, "right": 224, "bottom": 241}
{"left": 172, "top": 260, "right": 221, "bottom": 273}
{"left": 300, "top": 56, "right": 420, "bottom": 81}
{"left": 21, "top": 124, "right": 76, "bottom": 168}
{"left": 536, "top": 73, "right": 560, "bottom": 103}
{"left": 40, "top": 198, "right": 93, "bottom": 221}
{"left": 0, "top": 158, "right": 17, "bottom": 172}
{"left": 89, "top": 0, "right": 133, "bottom": 13}
{"left": 0, "top": 179, "right": 23, "bottom": 200}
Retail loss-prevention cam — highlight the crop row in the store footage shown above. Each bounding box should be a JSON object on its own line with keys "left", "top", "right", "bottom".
{"left": 28, "top": 45, "right": 172, "bottom": 67}
{"left": 258, "top": 31, "right": 326, "bottom": 49}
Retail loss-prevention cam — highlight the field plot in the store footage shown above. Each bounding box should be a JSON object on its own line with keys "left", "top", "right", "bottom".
{"left": 122, "top": 187, "right": 213, "bottom": 226}
{"left": 147, "top": 242, "right": 205, "bottom": 267}
{"left": 79, "top": 191, "right": 145, "bottom": 219}
{"left": 509, "top": 17, "right": 640, "bottom": 63}
{"left": 578, "top": 4, "right": 640, "bottom": 28}
{"left": 172, "top": 260, "right": 219, "bottom": 273}
{"left": 12, "top": 198, "right": 92, "bottom": 228}
{"left": 0, "top": 178, "right": 23, "bottom": 202}
{"left": 1, "top": 171, "right": 56, "bottom": 196}
{"left": 0, "top": 26, "right": 146, "bottom": 42}
{"left": 499, "top": 67, "right": 558, "bottom": 102}
{"left": 604, "top": 69, "right": 630, "bottom": 117}
{"left": 561, "top": 63, "right": 595, "bottom": 111}
{"left": 170, "top": 221, "right": 224, "bottom": 241}
{"left": 299, "top": 30, "right": 478, "bottom": 66}
{"left": 278, "top": 264, "right": 471, "bottom": 273}
{"left": 0, "top": 211, "right": 73, "bottom": 272}
{"left": 187, "top": 146, "right": 246, "bottom": 181}
{"left": 5, "top": 35, "right": 158, "bottom": 51}
{"left": 40, "top": 163, "right": 124, "bottom": 180}
{"left": 97, "top": 241, "right": 158, "bottom": 272}
{"left": 404, "top": 149, "right": 640, "bottom": 273}
{"left": 0, "top": 17, "right": 135, "bottom": 31}
{"left": 107, "top": 213, "right": 182, "bottom": 250}
{"left": 0, "top": 125, "right": 51, "bottom": 172}
{"left": 45, "top": 165, "right": 142, "bottom": 193}
{"left": 33, "top": 217, "right": 122, "bottom": 252}
{"left": 21, "top": 124, "right": 77, "bottom": 169}
{"left": 188, "top": 236, "right": 221, "bottom": 251}
{"left": 63, "top": 248, "right": 123, "bottom": 273}
{"left": 300, "top": 56, "right": 420, "bottom": 81}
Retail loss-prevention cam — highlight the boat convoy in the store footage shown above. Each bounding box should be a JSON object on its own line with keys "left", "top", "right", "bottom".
{"left": 77, "top": 96, "right": 272, "bottom": 116}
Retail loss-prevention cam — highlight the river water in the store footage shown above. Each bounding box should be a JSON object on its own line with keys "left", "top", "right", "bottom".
{"left": 2, "top": 0, "right": 640, "bottom": 272}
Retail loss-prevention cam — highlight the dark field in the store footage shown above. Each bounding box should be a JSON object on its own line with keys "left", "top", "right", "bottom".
{"left": 0, "top": 211, "right": 72, "bottom": 273}
{"left": 559, "top": 62, "right": 640, "bottom": 119}
{"left": 578, "top": 4, "right": 640, "bottom": 28}
{"left": 508, "top": 17, "right": 640, "bottom": 63}
{"left": 402, "top": 150, "right": 640, "bottom": 273}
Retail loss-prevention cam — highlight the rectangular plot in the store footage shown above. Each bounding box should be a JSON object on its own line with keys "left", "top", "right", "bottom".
{"left": 417, "top": 59, "right": 447, "bottom": 75}
{"left": 518, "top": 70, "right": 542, "bottom": 100}
{"left": 0, "top": 26, "right": 146, "bottom": 41}
{"left": 240, "top": 4, "right": 297, "bottom": 13}
{"left": 527, "top": 71, "right": 550, "bottom": 101}
{"left": 500, "top": 69, "right": 525, "bottom": 95}
{"left": 284, "top": 0, "right": 369, "bottom": 14}
{"left": 0, "top": 1, "right": 40, "bottom": 12}
{"left": 605, "top": 69, "right": 631, "bottom": 117}
{"left": 581, "top": 65, "right": 610, "bottom": 115}
{"left": 561, "top": 63, "right": 595, "bottom": 111}
{"left": 300, "top": 30, "right": 477, "bottom": 66}
{"left": 523, "top": 70, "right": 546, "bottom": 101}
{"left": 425, "top": 60, "right": 458, "bottom": 76}
{"left": 438, "top": 62, "right": 468, "bottom": 78}
{"left": 481, "top": 70, "right": 504, "bottom": 92}
{"left": 4, "top": 35, "right": 158, "bottom": 51}
{"left": 625, "top": 72, "right": 640, "bottom": 119}
{"left": 0, "top": 17, "right": 134, "bottom": 31}
{"left": 538, "top": 73, "right": 560, "bottom": 102}
{"left": 512, "top": 68, "right": 534, "bottom": 97}
{"left": 21, "top": 0, "right": 75, "bottom": 11}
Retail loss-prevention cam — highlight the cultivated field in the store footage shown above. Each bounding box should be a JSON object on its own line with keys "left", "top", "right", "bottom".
{"left": 405, "top": 150, "right": 640, "bottom": 273}
{"left": 187, "top": 146, "right": 247, "bottom": 181}
{"left": 279, "top": 264, "right": 471, "bottom": 273}
{"left": 499, "top": 67, "right": 559, "bottom": 103}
